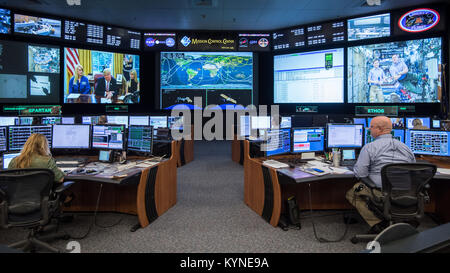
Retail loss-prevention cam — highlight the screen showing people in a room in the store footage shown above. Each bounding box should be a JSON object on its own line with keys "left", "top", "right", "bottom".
{"left": 0, "top": 9, "right": 11, "bottom": 34}
{"left": 348, "top": 37, "right": 442, "bottom": 103}
{"left": 292, "top": 128, "right": 325, "bottom": 153}
{"left": 264, "top": 129, "right": 291, "bottom": 157}
{"left": 0, "top": 40, "right": 60, "bottom": 104}
{"left": 365, "top": 128, "right": 405, "bottom": 144}
{"left": 406, "top": 130, "right": 450, "bottom": 157}
{"left": 274, "top": 48, "right": 344, "bottom": 103}
{"left": 347, "top": 13, "right": 390, "bottom": 41}
{"left": 406, "top": 117, "right": 430, "bottom": 129}
{"left": 327, "top": 124, "right": 363, "bottom": 148}
{"left": 92, "top": 125, "right": 125, "bottom": 150}
{"left": 14, "top": 14, "right": 61, "bottom": 38}
{"left": 52, "top": 125, "right": 91, "bottom": 149}
{"left": 160, "top": 52, "right": 253, "bottom": 109}
{"left": 367, "top": 117, "right": 404, "bottom": 128}
{"left": 64, "top": 48, "right": 140, "bottom": 104}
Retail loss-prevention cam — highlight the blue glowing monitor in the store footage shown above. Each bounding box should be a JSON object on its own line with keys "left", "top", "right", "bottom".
{"left": 406, "top": 129, "right": 450, "bottom": 156}
{"left": 406, "top": 117, "right": 430, "bottom": 129}
{"left": 327, "top": 124, "right": 363, "bottom": 148}
{"left": 292, "top": 128, "right": 325, "bottom": 153}
{"left": 265, "top": 129, "right": 291, "bottom": 157}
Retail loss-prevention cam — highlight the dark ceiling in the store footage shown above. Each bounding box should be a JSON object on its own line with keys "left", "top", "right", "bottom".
{"left": 0, "top": 0, "right": 444, "bottom": 31}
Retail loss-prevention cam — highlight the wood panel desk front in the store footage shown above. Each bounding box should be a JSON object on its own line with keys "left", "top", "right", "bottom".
{"left": 63, "top": 141, "right": 177, "bottom": 230}
{"left": 243, "top": 140, "right": 450, "bottom": 227}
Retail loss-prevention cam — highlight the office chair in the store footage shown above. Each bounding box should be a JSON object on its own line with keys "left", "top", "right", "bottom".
{"left": 351, "top": 163, "right": 436, "bottom": 244}
{"left": 0, "top": 169, "right": 74, "bottom": 253}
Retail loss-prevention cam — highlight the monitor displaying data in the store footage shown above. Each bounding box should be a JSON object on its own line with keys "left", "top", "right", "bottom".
{"left": 160, "top": 51, "right": 254, "bottom": 109}
{"left": 274, "top": 48, "right": 344, "bottom": 103}
{"left": 251, "top": 116, "right": 270, "bottom": 130}
{"left": 365, "top": 128, "right": 405, "bottom": 144}
{"left": 64, "top": 47, "right": 140, "bottom": 104}
{"left": 348, "top": 13, "right": 391, "bottom": 41}
{"left": 348, "top": 37, "right": 442, "bottom": 103}
{"left": 14, "top": 14, "right": 61, "bottom": 38}
{"left": 64, "top": 20, "right": 103, "bottom": 45}
{"left": 105, "top": 26, "right": 141, "bottom": 51}
{"left": 264, "top": 129, "right": 291, "bottom": 157}
{"left": 0, "top": 126, "right": 7, "bottom": 152}
{"left": 42, "top": 116, "right": 61, "bottom": 125}
{"left": 82, "top": 116, "right": 100, "bottom": 125}
{"left": 150, "top": 116, "right": 168, "bottom": 129}
{"left": 280, "top": 117, "right": 292, "bottom": 129}
{"left": 432, "top": 120, "right": 441, "bottom": 129}
{"left": 19, "top": 117, "right": 33, "bottom": 126}
{"left": 0, "top": 9, "right": 11, "bottom": 34}
{"left": 107, "top": 116, "right": 129, "bottom": 128}
{"left": 0, "top": 116, "right": 19, "bottom": 126}
{"left": 272, "top": 27, "right": 305, "bottom": 51}
{"left": 239, "top": 115, "right": 251, "bottom": 137}
{"left": 129, "top": 116, "right": 149, "bottom": 126}
{"left": 52, "top": 125, "right": 90, "bottom": 149}
{"left": 306, "top": 21, "right": 345, "bottom": 46}
{"left": 406, "top": 117, "right": 430, "bottom": 129}
{"left": 92, "top": 125, "right": 125, "bottom": 150}
{"left": 327, "top": 124, "right": 363, "bottom": 148}
{"left": 168, "top": 116, "right": 184, "bottom": 130}
{"left": 406, "top": 130, "right": 450, "bottom": 156}
{"left": 62, "top": 117, "right": 75, "bottom": 124}
{"left": 8, "top": 125, "right": 52, "bottom": 151}
{"left": 127, "top": 126, "right": 153, "bottom": 154}
{"left": 3, "top": 152, "right": 20, "bottom": 169}
{"left": 292, "top": 128, "right": 325, "bottom": 153}
{"left": 0, "top": 40, "right": 60, "bottom": 104}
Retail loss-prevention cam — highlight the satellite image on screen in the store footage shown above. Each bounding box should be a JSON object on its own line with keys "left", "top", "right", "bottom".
{"left": 0, "top": 9, "right": 11, "bottom": 34}
{"left": 160, "top": 52, "right": 253, "bottom": 109}
{"left": 28, "top": 46, "right": 60, "bottom": 73}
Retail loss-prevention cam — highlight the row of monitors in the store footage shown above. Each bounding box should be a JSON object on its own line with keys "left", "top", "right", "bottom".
{"left": 0, "top": 124, "right": 154, "bottom": 153}
{"left": 0, "top": 115, "right": 184, "bottom": 130}
{"left": 263, "top": 124, "right": 450, "bottom": 157}
{"left": 353, "top": 117, "right": 441, "bottom": 129}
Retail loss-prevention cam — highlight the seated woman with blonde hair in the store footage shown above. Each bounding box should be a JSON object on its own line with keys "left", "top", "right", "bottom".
{"left": 9, "top": 133, "right": 65, "bottom": 183}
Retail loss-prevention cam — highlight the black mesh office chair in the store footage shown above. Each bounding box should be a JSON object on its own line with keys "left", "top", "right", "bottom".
{"left": 351, "top": 163, "right": 436, "bottom": 244}
{"left": 0, "top": 169, "right": 74, "bottom": 253}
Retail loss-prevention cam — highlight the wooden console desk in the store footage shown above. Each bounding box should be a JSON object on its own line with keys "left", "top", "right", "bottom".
{"left": 243, "top": 140, "right": 450, "bottom": 228}
{"left": 63, "top": 141, "right": 177, "bottom": 231}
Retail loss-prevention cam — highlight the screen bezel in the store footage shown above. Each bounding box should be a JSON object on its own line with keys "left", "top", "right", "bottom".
{"left": 51, "top": 124, "right": 91, "bottom": 150}
{"left": 326, "top": 123, "right": 364, "bottom": 149}
{"left": 91, "top": 124, "right": 126, "bottom": 151}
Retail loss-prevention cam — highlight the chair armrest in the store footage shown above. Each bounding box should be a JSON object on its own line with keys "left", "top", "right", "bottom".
{"left": 360, "top": 177, "right": 378, "bottom": 189}
{"left": 54, "top": 181, "right": 75, "bottom": 194}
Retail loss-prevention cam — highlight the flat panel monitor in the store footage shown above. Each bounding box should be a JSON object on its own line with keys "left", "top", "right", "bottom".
{"left": 274, "top": 48, "right": 344, "bottom": 103}
{"left": 367, "top": 117, "right": 405, "bottom": 128}
{"left": 306, "top": 20, "right": 345, "bottom": 46}
{"left": 2, "top": 152, "right": 20, "bottom": 169}
{"left": 150, "top": 116, "right": 168, "bottom": 128}
{"left": 364, "top": 128, "right": 405, "bottom": 144}
{"left": 127, "top": 125, "right": 153, "bottom": 154}
{"left": 129, "top": 116, "right": 149, "bottom": 126}
{"left": 348, "top": 37, "right": 442, "bottom": 103}
{"left": 0, "top": 126, "right": 7, "bottom": 152}
{"left": 92, "top": 125, "right": 125, "bottom": 150}
{"left": 0, "top": 116, "right": 19, "bottom": 126}
{"left": 280, "top": 116, "right": 292, "bottom": 129}
{"left": 348, "top": 13, "right": 391, "bottom": 41}
{"left": 160, "top": 51, "right": 253, "bottom": 110}
{"left": 239, "top": 115, "right": 251, "bottom": 137}
{"left": 8, "top": 125, "right": 52, "bottom": 151}
{"left": 107, "top": 116, "right": 129, "bottom": 128}
{"left": 64, "top": 20, "right": 103, "bottom": 45}
{"left": 52, "top": 124, "right": 90, "bottom": 149}
{"left": 353, "top": 118, "right": 367, "bottom": 128}
{"left": 168, "top": 116, "right": 184, "bottom": 130}
{"left": 42, "top": 116, "right": 61, "bottom": 125}
{"left": 292, "top": 127, "right": 325, "bottom": 153}
{"left": 0, "top": 40, "right": 60, "bottom": 104}
{"left": 251, "top": 116, "right": 270, "bottom": 130}
{"left": 264, "top": 129, "right": 291, "bottom": 157}
{"left": 327, "top": 124, "right": 363, "bottom": 148}
{"left": 0, "top": 8, "right": 11, "bottom": 34}
{"left": 105, "top": 26, "right": 141, "bottom": 51}
{"left": 432, "top": 119, "right": 441, "bottom": 129}
{"left": 406, "top": 117, "right": 431, "bottom": 129}
{"left": 19, "top": 117, "right": 34, "bottom": 125}
{"left": 14, "top": 14, "right": 61, "bottom": 38}
{"left": 406, "top": 129, "right": 450, "bottom": 156}
{"left": 61, "top": 117, "right": 75, "bottom": 124}
{"left": 64, "top": 47, "right": 140, "bottom": 104}
{"left": 82, "top": 116, "right": 99, "bottom": 125}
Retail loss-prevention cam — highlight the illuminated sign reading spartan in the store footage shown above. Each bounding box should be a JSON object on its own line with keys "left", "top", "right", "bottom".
{"left": 398, "top": 8, "right": 440, "bottom": 33}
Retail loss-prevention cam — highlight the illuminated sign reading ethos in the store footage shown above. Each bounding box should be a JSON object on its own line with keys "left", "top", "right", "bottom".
{"left": 398, "top": 8, "right": 440, "bottom": 32}
{"left": 177, "top": 33, "right": 236, "bottom": 51}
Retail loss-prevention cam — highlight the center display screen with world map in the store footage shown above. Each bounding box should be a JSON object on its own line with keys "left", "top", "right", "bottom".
{"left": 160, "top": 51, "right": 254, "bottom": 109}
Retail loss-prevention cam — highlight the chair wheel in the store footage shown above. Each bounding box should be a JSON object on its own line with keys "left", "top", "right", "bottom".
{"left": 351, "top": 237, "right": 359, "bottom": 244}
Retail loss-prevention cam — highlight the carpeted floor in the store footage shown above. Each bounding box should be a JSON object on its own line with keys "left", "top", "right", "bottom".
{"left": 0, "top": 141, "right": 438, "bottom": 253}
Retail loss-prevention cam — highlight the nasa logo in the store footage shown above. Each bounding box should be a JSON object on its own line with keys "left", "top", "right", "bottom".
{"left": 399, "top": 8, "right": 440, "bottom": 33}
{"left": 145, "top": 38, "right": 156, "bottom": 47}
{"left": 180, "top": 36, "right": 191, "bottom": 47}
{"left": 249, "top": 40, "right": 257, "bottom": 45}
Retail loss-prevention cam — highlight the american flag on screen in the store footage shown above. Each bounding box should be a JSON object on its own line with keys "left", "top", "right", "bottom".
{"left": 65, "top": 48, "right": 79, "bottom": 77}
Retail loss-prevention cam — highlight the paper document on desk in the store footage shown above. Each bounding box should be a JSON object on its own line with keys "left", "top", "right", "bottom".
{"left": 67, "top": 93, "right": 80, "bottom": 99}
{"left": 263, "top": 160, "right": 289, "bottom": 169}
{"left": 437, "top": 168, "right": 450, "bottom": 175}
{"left": 136, "top": 162, "right": 158, "bottom": 168}
{"left": 329, "top": 167, "right": 352, "bottom": 174}
{"left": 302, "top": 167, "right": 331, "bottom": 176}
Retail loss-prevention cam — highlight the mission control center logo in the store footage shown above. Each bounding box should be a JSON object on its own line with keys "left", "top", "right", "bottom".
{"left": 180, "top": 36, "right": 192, "bottom": 47}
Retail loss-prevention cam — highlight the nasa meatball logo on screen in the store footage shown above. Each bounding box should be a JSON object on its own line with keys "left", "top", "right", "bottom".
{"left": 399, "top": 8, "right": 440, "bottom": 33}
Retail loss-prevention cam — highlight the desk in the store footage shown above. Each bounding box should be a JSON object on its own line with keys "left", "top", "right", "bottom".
{"left": 175, "top": 125, "right": 195, "bottom": 167}
{"left": 243, "top": 140, "right": 450, "bottom": 227}
{"left": 64, "top": 94, "right": 123, "bottom": 104}
{"left": 231, "top": 136, "right": 244, "bottom": 165}
{"left": 63, "top": 141, "right": 177, "bottom": 231}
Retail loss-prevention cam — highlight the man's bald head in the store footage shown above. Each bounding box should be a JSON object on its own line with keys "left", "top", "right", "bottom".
{"left": 370, "top": 116, "right": 392, "bottom": 138}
